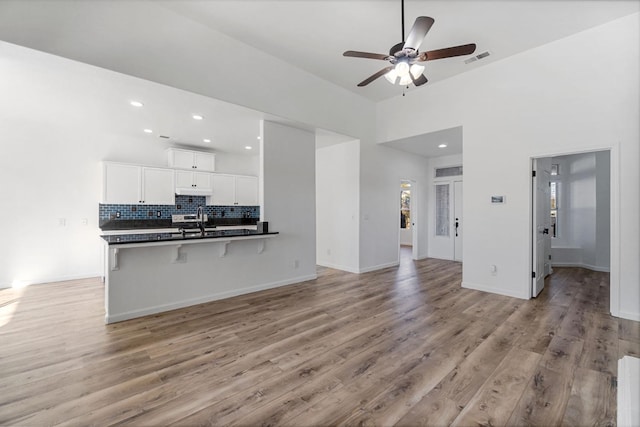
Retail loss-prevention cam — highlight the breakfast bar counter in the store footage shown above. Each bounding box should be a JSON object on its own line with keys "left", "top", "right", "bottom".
{"left": 101, "top": 229, "right": 279, "bottom": 324}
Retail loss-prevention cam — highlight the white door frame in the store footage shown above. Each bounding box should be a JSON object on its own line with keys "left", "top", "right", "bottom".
{"left": 528, "top": 145, "right": 619, "bottom": 318}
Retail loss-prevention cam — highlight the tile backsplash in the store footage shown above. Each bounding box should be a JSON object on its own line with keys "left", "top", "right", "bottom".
{"left": 99, "top": 195, "right": 259, "bottom": 221}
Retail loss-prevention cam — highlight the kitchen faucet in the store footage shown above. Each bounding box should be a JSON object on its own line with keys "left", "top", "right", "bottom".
{"left": 197, "top": 206, "right": 205, "bottom": 234}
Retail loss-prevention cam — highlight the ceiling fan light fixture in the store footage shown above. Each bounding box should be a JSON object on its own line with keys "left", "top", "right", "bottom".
{"left": 398, "top": 74, "right": 412, "bottom": 86}
{"left": 395, "top": 61, "right": 410, "bottom": 75}
{"left": 384, "top": 68, "right": 399, "bottom": 84}
{"left": 410, "top": 64, "right": 425, "bottom": 79}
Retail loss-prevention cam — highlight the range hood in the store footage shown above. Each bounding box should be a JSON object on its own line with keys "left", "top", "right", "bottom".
{"left": 175, "top": 187, "right": 213, "bottom": 196}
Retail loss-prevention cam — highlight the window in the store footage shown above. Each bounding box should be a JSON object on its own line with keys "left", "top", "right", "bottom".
{"left": 435, "top": 165, "right": 463, "bottom": 178}
{"left": 550, "top": 165, "right": 560, "bottom": 238}
{"left": 435, "top": 184, "right": 450, "bottom": 236}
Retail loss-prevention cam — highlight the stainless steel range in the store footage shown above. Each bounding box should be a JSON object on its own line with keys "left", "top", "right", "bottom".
{"left": 171, "top": 213, "right": 215, "bottom": 232}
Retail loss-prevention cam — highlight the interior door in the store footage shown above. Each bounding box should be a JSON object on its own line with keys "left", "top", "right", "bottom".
{"left": 532, "top": 158, "right": 551, "bottom": 297}
{"left": 454, "top": 180, "right": 463, "bottom": 261}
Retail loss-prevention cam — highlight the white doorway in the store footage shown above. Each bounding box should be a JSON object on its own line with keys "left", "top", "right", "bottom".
{"left": 399, "top": 179, "right": 418, "bottom": 261}
{"left": 530, "top": 150, "right": 612, "bottom": 300}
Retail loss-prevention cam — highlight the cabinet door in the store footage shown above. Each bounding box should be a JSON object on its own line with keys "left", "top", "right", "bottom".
{"left": 194, "top": 152, "right": 215, "bottom": 172}
{"left": 103, "top": 163, "right": 141, "bottom": 204}
{"left": 175, "top": 170, "right": 193, "bottom": 188}
{"left": 193, "top": 172, "right": 212, "bottom": 190}
{"left": 235, "top": 176, "right": 259, "bottom": 206}
{"left": 171, "top": 150, "right": 196, "bottom": 169}
{"left": 211, "top": 174, "right": 236, "bottom": 206}
{"left": 142, "top": 167, "right": 175, "bottom": 205}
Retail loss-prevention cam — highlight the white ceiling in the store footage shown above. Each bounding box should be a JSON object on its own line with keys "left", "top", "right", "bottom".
{"left": 0, "top": 0, "right": 637, "bottom": 157}
{"left": 158, "top": 0, "right": 639, "bottom": 102}
{"left": 382, "top": 126, "right": 462, "bottom": 158}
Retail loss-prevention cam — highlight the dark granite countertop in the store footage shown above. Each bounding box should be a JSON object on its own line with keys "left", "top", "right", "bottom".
{"left": 101, "top": 229, "right": 278, "bottom": 245}
{"left": 100, "top": 218, "right": 258, "bottom": 231}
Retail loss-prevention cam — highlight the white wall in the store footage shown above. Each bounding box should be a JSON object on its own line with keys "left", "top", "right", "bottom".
{"left": 216, "top": 154, "right": 260, "bottom": 176}
{"left": 551, "top": 151, "right": 610, "bottom": 272}
{"left": 261, "top": 121, "right": 317, "bottom": 281}
{"left": 427, "top": 154, "right": 463, "bottom": 260}
{"left": 316, "top": 140, "right": 360, "bottom": 272}
{"left": 375, "top": 14, "right": 639, "bottom": 319}
{"left": 359, "top": 143, "right": 431, "bottom": 271}
{"left": 0, "top": 41, "right": 296, "bottom": 288}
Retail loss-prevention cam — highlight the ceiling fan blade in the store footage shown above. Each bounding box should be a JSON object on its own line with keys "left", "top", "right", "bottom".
{"left": 411, "top": 73, "right": 428, "bottom": 87}
{"left": 343, "top": 50, "right": 390, "bottom": 60}
{"left": 403, "top": 16, "right": 435, "bottom": 51}
{"left": 419, "top": 43, "right": 477, "bottom": 61}
{"left": 357, "top": 66, "right": 394, "bottom": 87}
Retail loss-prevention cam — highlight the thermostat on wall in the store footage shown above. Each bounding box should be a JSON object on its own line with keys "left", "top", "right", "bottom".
{"left": 491, "top": 196, "right": 505, "bottom": 204}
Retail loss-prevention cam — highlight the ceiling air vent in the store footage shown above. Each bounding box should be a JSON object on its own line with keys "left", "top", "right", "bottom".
{"left": 159, "top": 135, "right": 170, "bottom": 139}
{"left": 464, "top": 51, "right": 491, "bottom": 64}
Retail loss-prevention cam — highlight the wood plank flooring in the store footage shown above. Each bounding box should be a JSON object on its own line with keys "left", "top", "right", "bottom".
{"left": 1, "top": 254, "right": 638, "bottom": 426}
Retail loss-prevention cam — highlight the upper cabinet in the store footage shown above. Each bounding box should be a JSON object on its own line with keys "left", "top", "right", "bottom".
{"left": 211, "top": 174, "right": 258, "bottom": 206}
{"left": 175, "top": 170, "right": 213, "bottom": 195}
{"left": 103, "top": 162, "right": 175, "bottom": 205}
{"left": 167, "top": 148, "right": 215, "bottom": 172}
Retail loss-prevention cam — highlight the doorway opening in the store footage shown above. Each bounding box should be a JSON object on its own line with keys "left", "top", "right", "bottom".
{"left": 531, "top": 150, "right": 612, "bottom": 299}
{"left": 399, "top": 179, "right": 418, "bottom": 262}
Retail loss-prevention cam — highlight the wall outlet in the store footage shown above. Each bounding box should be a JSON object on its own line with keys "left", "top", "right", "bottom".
{"left": 490, "top": 264, "right": 498, "bottom": 275}
{"left": 82, "top": 218, "right": 88, "bottom": 226}
{"left": 294, "top": 259, "right": 300, "bottom": 269}
{"left": 157, "top": 211, "right": 162, "bottom": 218}
{"left": 327, "top": 248, "right": 331, "bottom": 256}
{"left": 58, "top": 218, "right": 66, "bottom": 226}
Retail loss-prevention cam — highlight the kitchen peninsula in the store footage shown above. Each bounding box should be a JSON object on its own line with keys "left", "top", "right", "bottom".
{"left": 101, "top": 228, "right": 278, "bottom": 323}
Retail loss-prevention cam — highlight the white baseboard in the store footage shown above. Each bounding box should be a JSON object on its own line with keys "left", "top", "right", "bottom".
{"left": 461, "top": 281, "right": 529, "bottom": 300}
{"left": 552, "top": 262, "right": 610, "bottom": 272}
{"left": 618, "top": 310, "right": 640, "bottom": 322}
{"left": 105, "top": 273, "right": 317, "bottom": 324}
{"left": 0, "top": 272, "right": 102, "bottom": 289}
{"left": 316, "top": 261, "right": 359, "bottom": 274}
{"left": 358, "top": 261, "right": 400, "bottom": 274}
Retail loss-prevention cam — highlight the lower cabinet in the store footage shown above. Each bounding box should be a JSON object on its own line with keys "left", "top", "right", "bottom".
{"left": 212, "top": 174, "right": 258, "bottom": 206}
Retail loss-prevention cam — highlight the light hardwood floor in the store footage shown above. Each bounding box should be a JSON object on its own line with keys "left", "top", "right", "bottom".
{"left": 1, "top": 254, "right": 638, "bottom": 426}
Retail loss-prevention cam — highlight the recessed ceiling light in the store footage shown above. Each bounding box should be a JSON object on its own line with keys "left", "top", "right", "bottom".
{"left": 257, "top": 136, "right": 261, "bottom": 140}
{"left": 192, "top": 114, "right": 204, "bottom": 120}
{"left": 143, "top": 129, "right": 153, "bottom": 133}
{"left": 130, "top": 100, "right": 144, "bottom": 107}
{"left": 245, "top": 146, "right": 253, "bottom": 150}
{"left": 203, "top": 139, "right": 211, "bottom": 143}
{"left": 438, "top": 143, "right": 447, "bottom": 148}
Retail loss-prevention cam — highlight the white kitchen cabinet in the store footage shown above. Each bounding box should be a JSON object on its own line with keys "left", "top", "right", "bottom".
{"left": 235, "top": 176, "right": 259, "bottom": 206}
{"left": 211, "top": 174, "right": 258, "bottom": 206}
{"left": 211, "top": 174, "right": 236, "bottom": 205}
{"left": 142, "top": 167, "right": 176, "bottom": 204}
{"left": 103, "top": 162, "right": 175, "bottom": 205}
{"left": 175, "top": 170, "right": 213, "bottom": 195}
{"left": 167, "top": 148, "right": 215, "bottom": 172}
{"left": 103, "top": 163, "right": 140, "bottom": 204}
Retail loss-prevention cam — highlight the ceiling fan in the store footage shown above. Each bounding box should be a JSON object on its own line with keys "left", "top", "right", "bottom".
{"left": 343, "top": 0, "right": 477, "bottom": 88}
